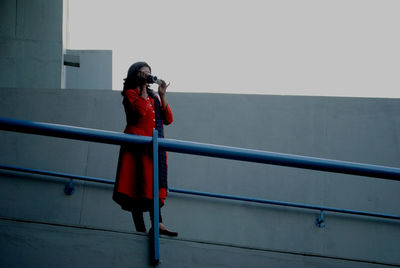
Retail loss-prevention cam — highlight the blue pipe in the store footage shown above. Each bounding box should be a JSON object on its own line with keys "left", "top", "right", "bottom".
{"left": 168, "top": 188, "right": 400, "bottom": 221}
{"left": 152, "top": 130, "right": 160, "bottom": 264}
{"left": 0, "top": 164, "right": 114, "bottom": 184}
{"left": 0, "top": 117, "right": 152, "bottom": 146}
{"left": 1, "top": 164, "right": 399, "bottom": 221}
{"left": 1, "top": 117, "right": 400, "bottom": 181}
{"left": 159, "top": 138, "right": 400, "bottom": 181}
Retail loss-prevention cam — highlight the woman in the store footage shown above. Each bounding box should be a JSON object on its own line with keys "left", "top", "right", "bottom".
{"left": 113, "top": 61, "right": 177, "bottom": 237}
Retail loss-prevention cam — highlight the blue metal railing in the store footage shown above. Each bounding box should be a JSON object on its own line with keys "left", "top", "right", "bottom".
{"left": 1, "top": 164, "right": 399, "bottom": 222}
{"left": 1, "top": 117, "right": 400, "bottom": 264}
{"left": 152, "top": 130, "right": 160, "bottom": 262}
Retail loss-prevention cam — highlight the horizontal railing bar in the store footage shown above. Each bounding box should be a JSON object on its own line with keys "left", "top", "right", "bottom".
{"left": 168, "top": 188, "right": 400, "bottom": 221}
{"left": 0, "top": 164, "right": 114, "bottom": 184}
{"left": 159, "top": 138, "right": 400, "bottom": 181}
{"left": 0, "top": 117, "right": 152, "bottom": 146}
{"left": 1, "top": 117, "right": 400, "bottom": 181}
{"left": 1, "top": 164, "right": 399, "bottom": 221}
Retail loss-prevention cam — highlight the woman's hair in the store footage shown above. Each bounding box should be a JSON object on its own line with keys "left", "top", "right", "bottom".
{"left": 122, "top": 61, "right": 152, "bottom": 95}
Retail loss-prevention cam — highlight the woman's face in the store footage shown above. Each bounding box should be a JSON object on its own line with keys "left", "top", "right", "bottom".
{"left": 138, "top": 66, "right": 151, "bottom": 79}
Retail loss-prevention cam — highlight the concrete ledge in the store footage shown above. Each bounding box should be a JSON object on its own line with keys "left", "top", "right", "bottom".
{"left": 0, "top": 217, "right": 397, "bottom": 268}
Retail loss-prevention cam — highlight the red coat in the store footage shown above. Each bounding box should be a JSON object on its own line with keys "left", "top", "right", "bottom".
{"left": 113, "top": 88, "right": 173, "bottom": 211}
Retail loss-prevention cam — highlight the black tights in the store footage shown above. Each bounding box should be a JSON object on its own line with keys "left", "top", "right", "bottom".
{"left": 132, "top": 208, "right": 163, "bottom": 233}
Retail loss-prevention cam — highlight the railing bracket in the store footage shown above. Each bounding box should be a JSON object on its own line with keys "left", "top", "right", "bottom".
{"left": 64, "top": 179, "right": 75, "bottom": 195}
{"left": 315, "top": 210, "right": 325, "bottom": 228}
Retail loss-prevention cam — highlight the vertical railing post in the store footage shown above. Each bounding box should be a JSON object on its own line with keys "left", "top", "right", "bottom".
{"left": 151, "top": 129, "right": 160, "bottom": 265}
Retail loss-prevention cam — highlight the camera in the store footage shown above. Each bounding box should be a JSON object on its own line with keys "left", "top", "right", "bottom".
{"left": 146, "top": 75, "right": 162, "bottom": 85}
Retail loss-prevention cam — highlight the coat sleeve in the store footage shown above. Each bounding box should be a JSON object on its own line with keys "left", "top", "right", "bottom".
{"left": 125, "top": 89, "right": 149, "bottom": 116}
{"left": 161, "top": 104, "right": 174, "bottom": 125}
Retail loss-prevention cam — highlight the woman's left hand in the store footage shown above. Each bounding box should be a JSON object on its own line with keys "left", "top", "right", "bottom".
{"left": 158, "top": 80, "right": 170, "bottom": 97}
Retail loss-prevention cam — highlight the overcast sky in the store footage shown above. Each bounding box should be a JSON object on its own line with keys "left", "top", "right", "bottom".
{"left": 68, "top": 0, "right": 399, "bottom": 98}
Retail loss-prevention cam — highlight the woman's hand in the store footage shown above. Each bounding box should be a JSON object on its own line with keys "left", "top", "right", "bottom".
{"left": 158, "top": 80, "right": 170, "bottom": 97}
{"left": 158, "top": 80, "right": 170, "bottom": 108}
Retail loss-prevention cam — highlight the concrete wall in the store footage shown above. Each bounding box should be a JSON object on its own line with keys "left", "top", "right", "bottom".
{"left": 0, "top": 88, "right": 399, "bottom": 267}
{"left": 64, "top": 49, "right": 112, "bottom": 90}
{"left": 0, "top": 1, "right": 111, "bottom": 90}
{"left": 0, "top": 0, "right": 64, "bottom": 89}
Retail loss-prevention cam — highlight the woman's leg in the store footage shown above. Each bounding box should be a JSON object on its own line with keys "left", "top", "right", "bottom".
{"left": 149, "top": 206, "right": 163, "bottom": 224}
{"left": 149, "top": 207, "right": 178, "bottom": 237}
{"left": 132, "top": 210, "right": 146, "bottom": 233}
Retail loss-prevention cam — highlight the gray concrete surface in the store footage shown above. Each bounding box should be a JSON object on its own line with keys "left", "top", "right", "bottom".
{"left": 0, "top": 218, "right": 393, "bottom": 268}
{"left": 0, "top": 88, "right": 400, "bottom": 266}
{"left": 0, "top": 0, "right": 64, "bottom": 89}
{"left": 65, "top": 49, "right": 112, "bottom": 90}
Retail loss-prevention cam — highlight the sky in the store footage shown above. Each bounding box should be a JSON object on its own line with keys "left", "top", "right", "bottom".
{"left": 68, "top": 0, "right": 400, "bottom": 98}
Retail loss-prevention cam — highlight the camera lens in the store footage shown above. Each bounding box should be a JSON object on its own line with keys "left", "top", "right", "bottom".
{"left": 146, "top": 75, "right": 158, "bottom": 84}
